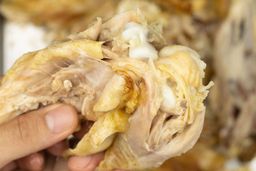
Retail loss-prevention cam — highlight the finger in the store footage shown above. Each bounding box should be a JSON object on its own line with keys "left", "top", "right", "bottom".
{"left": 68, "top": 153, "right": 104, "bottom": 171}
{"left": 48, "top": 141, "right": 68, "bottom": 156}
{"left": 0, "top": 104, "right": 79, "bottom": 167}
{"left": 17, "top": 152, "right": 44, "bottom": 171}
{"left": 1, "top": 162, "right": 17, "bottom": 171}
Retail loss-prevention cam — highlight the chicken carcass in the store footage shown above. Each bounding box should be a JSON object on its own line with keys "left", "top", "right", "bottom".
{"left": 0, "top": 11, "right": 212, "bottom": 170}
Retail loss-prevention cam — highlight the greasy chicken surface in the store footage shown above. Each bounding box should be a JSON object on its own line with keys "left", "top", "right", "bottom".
{"left": 0, "top": 11, "right": 212, "bottom": 170}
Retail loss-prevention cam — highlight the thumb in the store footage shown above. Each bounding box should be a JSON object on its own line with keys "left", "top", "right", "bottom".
{"left": 0, "top": 104, "right": 78, "bottom": 167}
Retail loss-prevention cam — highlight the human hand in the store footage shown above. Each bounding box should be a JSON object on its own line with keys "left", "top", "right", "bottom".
{"left": 0, "top": 104, "right": 78, "bottom": 170}
{"left": 0, "top": 104, "right": 124, "bottom": 171}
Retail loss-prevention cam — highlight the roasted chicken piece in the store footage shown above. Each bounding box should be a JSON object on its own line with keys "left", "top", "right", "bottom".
{"left": 0, "top": 11, "right": 212, "bottom": 170}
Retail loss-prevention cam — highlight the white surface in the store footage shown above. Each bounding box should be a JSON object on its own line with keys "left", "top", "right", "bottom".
{"left": 3, "top": 21, "right": 48, "bottom": 72}
{"left": 224, "top": 158, "right": 242, "bottom": 170}
{"left": 225, "top": 157, "right": 256, "bottom": 171}
{"left": 249, "top": 157, "right": 256, "bottom": 171}
{"left": 122, "top": 22, "right": 158, "bottom": 60}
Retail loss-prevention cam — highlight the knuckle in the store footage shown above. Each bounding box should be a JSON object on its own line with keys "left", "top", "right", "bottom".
{"left": 14, "top": 115, "right": 41, "bottom": 144}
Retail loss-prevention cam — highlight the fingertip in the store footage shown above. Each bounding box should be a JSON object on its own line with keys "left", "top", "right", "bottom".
{"left": 62, "top": 105, "right": 79, "bottom": 131}
{"left": 17, "top": 152, "right": 44, "bottom": 171}
{"left": 45, "top": 104, "right": 79, "bottom": 134}
{"left": 68, "top": 156, "right": 92, "bottom": 171}
{"left": 60, "top": 105, "right": 79, "bottom": 132}
{"left": 68, "top": 153, "right": 104, "bottom": 171}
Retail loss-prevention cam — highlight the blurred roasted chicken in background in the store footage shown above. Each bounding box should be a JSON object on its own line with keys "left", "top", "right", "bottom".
{"left": 210, "top": 0, "right": 256, "bottom": 161}
{"left": 0, "top": 0, "right": 229, "bottom": 61}
{"left": 1, "top": 0, "right": 256, "bottom": 171}
{"left": 0, "top": 0, "right": 117, "bottom": 37}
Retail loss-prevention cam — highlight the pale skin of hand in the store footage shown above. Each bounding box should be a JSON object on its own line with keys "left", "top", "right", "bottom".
{"left": 0, "top": 104, "right": 115, "bottom": 171}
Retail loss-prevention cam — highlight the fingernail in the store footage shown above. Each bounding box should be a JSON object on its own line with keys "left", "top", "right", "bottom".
{"left": 45, "top": 106, "right": 76, "bottom": 133}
